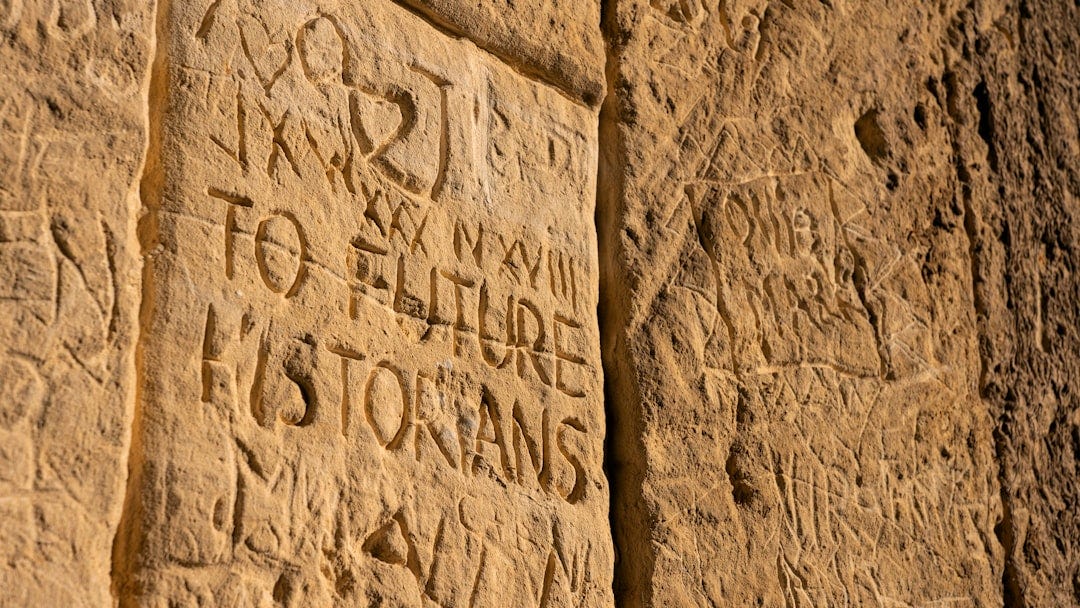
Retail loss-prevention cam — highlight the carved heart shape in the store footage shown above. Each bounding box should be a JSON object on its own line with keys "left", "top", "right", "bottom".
{"left": 349, "top": 90, "right": 403, "bottom": 156}
{"left": 239, "top": 16, "right": 290, "bottom": 90}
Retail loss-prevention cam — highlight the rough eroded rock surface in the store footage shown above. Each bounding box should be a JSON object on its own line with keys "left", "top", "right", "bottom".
{"left": 0, "top": 1, "right": 152, "bottom": 604}
{"left": 973, "top": 1, "right": 1080, "bottom": 604}
{"left": 601, "top": 1, "right": 1004, "bottom": 605}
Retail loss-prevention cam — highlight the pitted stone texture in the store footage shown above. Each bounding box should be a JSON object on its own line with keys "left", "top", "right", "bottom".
{"left": 0, "top": 0, "right": 152, "bottom": 604}
{"left": 112, "top": 0, "right": 612, "bottom": 605}
{"left": 971, "top": 1, "right": 1080, "bottom": 605}
{"left": 399, "top": 0, "right": 605, "bottom": 106}
{"left": 601, "top": 1, "right": 1002, "bottom": 605}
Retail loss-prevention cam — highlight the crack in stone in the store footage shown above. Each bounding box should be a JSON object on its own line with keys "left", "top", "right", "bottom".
{"left": 109, "top": 0, "right": 170, "bottom": 602}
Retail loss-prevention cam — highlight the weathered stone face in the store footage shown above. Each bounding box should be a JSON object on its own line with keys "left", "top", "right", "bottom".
{"left": 0, "top": 1, "right": 153, "bottom": 604}
{"left": 112, "top": 0, "right": 611, "bottom": 605}
{"left": 5, "top": 1, "right": 1080, "bottom": 607}
{"left": 600, "top": 2, "right": 1003, "bottom": 605}
{"left": 397, "top": 0, "right": 606, "bottom": 105}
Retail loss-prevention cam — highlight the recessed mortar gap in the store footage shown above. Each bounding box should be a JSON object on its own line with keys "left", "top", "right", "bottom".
{"left": 109, "top": 0, "right": 172, "bottom": 603}
{"left": 596, "top": 0, "right": 656, "bottom": 605}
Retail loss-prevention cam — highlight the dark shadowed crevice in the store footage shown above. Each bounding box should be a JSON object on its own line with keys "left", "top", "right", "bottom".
{"left": 596, "top": 1, "right": 655, "bottom": 606}
{"left": 854, "top": 108, "right": 890, "bottom": 164}
{"left": 959, "top": 32, "right": 1028, "bottom": 608}
{"left": 110, "top": 0, "right": 170, "bottom": 603}
{"left": 994, "top": 424, "right": 1026, "bottom": 608}
{"left": 973, "top": 81, "right": 999, "bottom": 174}
{"left": 959, "top": 71, "right": 1027, "bottom": 608}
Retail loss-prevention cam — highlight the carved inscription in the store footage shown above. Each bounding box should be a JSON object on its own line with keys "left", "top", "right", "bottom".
{"left": 613, "top": 35, "right": 999, "bottom": 600}
{"left": 124, "top": 0, "right": 610, "bottom": 604}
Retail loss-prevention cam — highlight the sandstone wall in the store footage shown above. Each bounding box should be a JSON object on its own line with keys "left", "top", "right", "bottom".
{"left": 111, "top": 0, "right": 611, "bottom": 604}
{"left": 1, "top": 0, "right": 1078, "bottom": 606}
{"left": 0, "top": 1, "right": 152, "bottom": 603}
{"left": 602, "top": 0, "right": 1000, "bottom": 603}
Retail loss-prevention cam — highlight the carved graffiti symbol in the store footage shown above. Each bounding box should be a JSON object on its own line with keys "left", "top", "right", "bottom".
{"left": 254, "top": 212, "right": 307, "bottom": 297}
{"left": 0, "top": 357, "right": 44, "bottom": 429}
{"left": 364, "top": 362, "right": 410, "bottom": 449}
{"left": 330, "top": 343, "right": 590, "bottom": 503}
{"left": 48, "top": 0, "right": 97, "bottom": 39}
{"left": 210, "top": 189, "right": 308, "bottom": 299}
{"left": 200, "top": 304, "right": 219, "bottom": 404}
{"left": 209, "top": 188, "right": 253, "bottom": 280}
{"left": 203, "top": 11, "right": 452, "bottom": 199}
{"left": 164, "top": 7, "right": 604, "bottom": 603}
{"left": 246, "top": 334, "right": 319, "bottom": 428}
